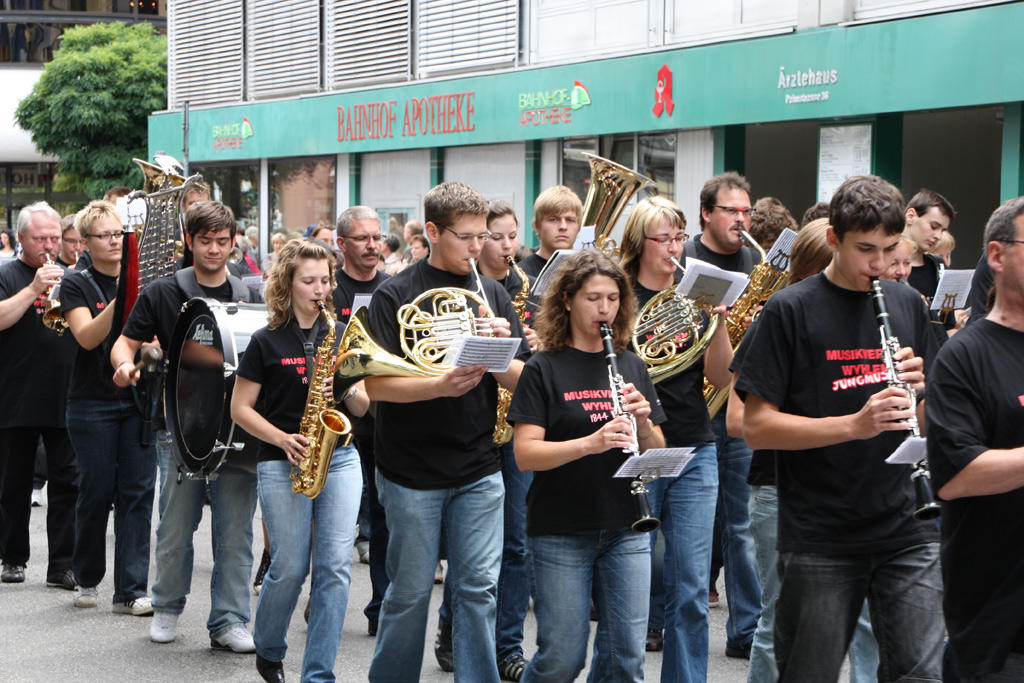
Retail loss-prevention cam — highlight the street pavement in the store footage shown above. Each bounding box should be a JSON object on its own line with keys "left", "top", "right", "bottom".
{"left": 0, "top": 487, "right": 761, "bottom": 682}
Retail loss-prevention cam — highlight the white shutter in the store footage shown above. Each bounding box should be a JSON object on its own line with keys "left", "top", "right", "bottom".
{"left": 168, "top": 0, "right": 244, "bottom": 109}
{"left": 853, "top": 0, "right": 1011, "bottom": 21}
{"left": 418, "top": 0, "right": 517, "bottom": 75}
{"left": 325, "top": 0, "right": 411, "bottom": 88}
{"left": 247, "top": 0, "right": 321, "bottom": 99}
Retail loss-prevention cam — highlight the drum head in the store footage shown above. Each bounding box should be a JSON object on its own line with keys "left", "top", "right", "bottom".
{"left": 165, "top": 297, "right": 266, "bottom": 476}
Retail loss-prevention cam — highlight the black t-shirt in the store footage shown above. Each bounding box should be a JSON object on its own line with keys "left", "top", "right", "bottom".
{"left": 237, "top": 320, "right": 353, "bottom": 463}
{"left": 61, "top": 268, "right": 122, "bottom": 400}
{"left": 729, "top": 317, "right": 776, "bottom": 487}
{"left": 497, "top": 267, "right": 534, "bottom": 328}
{"left": 968, "top": 253, "right": 993, "bottom": 323}
{"left": 634, "top": 282, "right": 712, "bottom": 444}
{"left": 908, "top": 255, "right": 956, "bottom": 331}
{"left": 332, "top": 266, "right": 389, "bottom": 437}
{"left": 0, "top": 259, "right": 77, "bottom": 429}
{"left": 366, "top": 259, "right": 529, "bottom": 489}
{"left": 508, "top": 347, "right": 666, "bottom": 535}
{"left": 688, "top": 234, "right": 758, "bottom": 275}
{"left": 735, "top": 273, "right": 941, "bottom": 553}
{"left": 926, "top": 319, "right": 1024, "bottom": 677}
{"left": 518, "top": 252, "right": 548, "bottom": 280}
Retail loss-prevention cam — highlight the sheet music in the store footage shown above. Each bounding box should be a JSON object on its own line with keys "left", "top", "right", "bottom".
{"left": 118, "top": 195, "right": 147, "bottom": 229}
{"left": 351, "top": 294, "right": 373, "bottom": 314}
{"left": 573, "top": 226, "right": 597, "bottom": 250}
{"left": 676, "top": 259, "right": 750, "bottom": 307}
{"left": 885, "top": 436, "right": 926, "bottom": 465}
{"left": 765, "top": 228, "right": 798, "bottom": 272}
{"left": 242, "top": 275, "right": 262, "bottom": 290}
{"left": 533, "top": 249, "right": 575, "bottom": 297}
{"left": 930, "top": 269, "right": 972, "bottom": 311}
{"left": 613, "top": 447, "right": 695, "bottom": 479}
{"left": 444, "top": 336, "right": 521, "bottom": 372}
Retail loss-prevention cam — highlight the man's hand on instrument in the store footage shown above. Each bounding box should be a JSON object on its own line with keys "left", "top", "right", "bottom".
{"left": 33, "top": 262, "right": 63, "bottom": 295}
{"left": 113, "top": 361, "right": 140, "bottom": 388}
{"left": 620, "top": 382, "right": 653, "bottom": 424}
{"left": 893, "top": 346, "right": 925, "bottom": 394}
{"left": 523, "top": 325, "right": 541, "bottom": 353}
{"left": 851, "top": 385, "right": 916, "bottom": 440}
{"left": 482, "top": 316, "right": 512, "bottom": 338}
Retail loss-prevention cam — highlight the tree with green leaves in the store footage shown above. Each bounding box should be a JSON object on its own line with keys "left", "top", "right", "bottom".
{"left": 15, "top": 22, "right": 167, "bottom": 199}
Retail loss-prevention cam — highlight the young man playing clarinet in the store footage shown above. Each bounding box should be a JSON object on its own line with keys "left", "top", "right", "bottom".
{"left": 365, "top": 182, "right": 528, "bottom": 683}
{"left": 738, "top": 175, "right": 944, "bottom": 682}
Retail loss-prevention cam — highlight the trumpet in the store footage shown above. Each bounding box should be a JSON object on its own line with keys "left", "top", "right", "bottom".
{"left": 41, "top": 253, "right": 69, "bottom": 335}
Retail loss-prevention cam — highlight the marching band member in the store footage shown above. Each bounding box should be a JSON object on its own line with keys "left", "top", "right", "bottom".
{"left": 232, "top": 238, "right": 368, "bottom": 683}
{"left": 510, "top": 250, "right": 665, "bottom": 682}
{"left": 63, "top": 200, "right": 156, "bottom": 614}
{"left": 619, "top": 196, "right": 731, "bottom": 682}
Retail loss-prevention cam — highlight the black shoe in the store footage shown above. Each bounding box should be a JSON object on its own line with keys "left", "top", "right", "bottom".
{"left": 434, "top": 622, "right": 453, "bottom": 672}
{"left": 46, "top": 568, "right": 75, "bottom": 590}
{"left": 367, "top": 618, "right": 378, "bottom": 636}
{"left": 499, "top": 654, "right": 528, "bottom": 681}
{"left": 256, "top": 653, "right": 284, "bottom": 683}
{"left": 1, "top": 563, "right": 25, "bottom": 583}
{"left": 725, "top": 642, "right": 752, "bottom": 659}
{"left": 646, "top": 628, "right": 664, "bottom": 652}
{"left": 253, "top": 549, "right": 270, "bottom": 595}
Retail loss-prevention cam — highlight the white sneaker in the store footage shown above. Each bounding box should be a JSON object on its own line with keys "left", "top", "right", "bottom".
{"left": 31, "top": 489, "right": 43, "bottom": 507}
{"left": 211, "top": 625, "right": 256, "bottom": 653}
{"left": 113, "top": 596, "right": 154, "bottom": 616}
{"left": 74, "top": 586, "right": 98, "bottom": 608}
{"left": 150, "top": 611, "right": 178, "bottom": 643}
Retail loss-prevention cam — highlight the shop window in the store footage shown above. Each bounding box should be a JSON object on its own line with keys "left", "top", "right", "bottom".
{"left": 639, "top": 133, "right": 675, "bottom": 200}
{"left": 269, "top": 157, "right": 335, "bottom": 242}
{"left": 561, "top": 137, "right": 598, "bottom": 203}
{"left": 191, "top": 161, "right": 259, "bottom": 242}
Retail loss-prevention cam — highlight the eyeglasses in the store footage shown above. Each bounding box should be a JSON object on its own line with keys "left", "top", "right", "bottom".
{"left": 1002, "top": 239, "right": 1024, "bottom": 246}
{"left": 86, "top": 232, "right": 122, "bottom": 242}
{"left": 342, "top": 234, "right": 383, "bottom": 244}
{"left": 715, "top": 205, "right": 757, "bottom": 217}
{"left": 644, "top": 234, "right": 689, "bottom": 246}
{"left": 62, "top": 235, "right": 82, "bottom": 244}
{"left": 442, "top": 227, "right": 492, "bottom": 244}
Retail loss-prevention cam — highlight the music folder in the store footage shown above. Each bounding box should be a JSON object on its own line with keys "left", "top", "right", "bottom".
{"left": 613, "top": 447, "right": 695, "bottom": 479}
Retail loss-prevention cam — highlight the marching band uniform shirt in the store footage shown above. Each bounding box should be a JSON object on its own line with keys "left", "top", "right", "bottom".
{"left": 508, "top": 347, "right": 666, "bottom": 536}
{"left": 366, "top": 258, "right": 529, "bottom": 490}
{"left": 736, "top": 273, "right": 940, "bottom": 554}
{"left": 926, "top": 319, "right": 1024, "bottom": 678}
{"left": 60, "top": 268, "right": 120, "bottom": 400}
{"left": 634, "top": 282, "right": 713, "bottom": 444}
{"left": 687, "top": 234, "right": 758, "bottom": 275}
{"left": 237, "top": 320, "right": 349, "bottom": 463}
{"left": 730, "top": 317, "right": 776, "bottom": 487}
{"left": 517, "top": 252, "right": 548, "bottom": 280}
{"left": 0, "top": 259, "right": 76, "bottom": 429}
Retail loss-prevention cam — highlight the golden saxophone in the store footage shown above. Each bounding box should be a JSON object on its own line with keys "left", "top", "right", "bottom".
{"left": 493, "top": 256, "right": 530, "bottom": 444}
{"left": 41, "top": 253, "right": 69, "bottom": 335}
{"left": 291, "top": 301, "right": 354, "bottom": 499}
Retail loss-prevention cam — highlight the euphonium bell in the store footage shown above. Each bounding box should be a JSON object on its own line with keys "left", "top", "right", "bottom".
{"left": 580, "top": 153, "right": 655, "bottom": 255}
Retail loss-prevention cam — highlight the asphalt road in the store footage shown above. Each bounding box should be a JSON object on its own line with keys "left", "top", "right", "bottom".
{"left": 0, "top": 487, "right": 762, "bottom": 682}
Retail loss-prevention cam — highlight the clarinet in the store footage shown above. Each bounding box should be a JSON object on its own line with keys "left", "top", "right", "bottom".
{"left": 869, "top": 279, "right": 941, "bottom": 521}
{"left": 600, "top": 323, "right": 660, "bottom": 532}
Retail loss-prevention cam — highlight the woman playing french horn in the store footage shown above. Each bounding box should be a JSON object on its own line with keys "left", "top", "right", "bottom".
{"left": 231, "top": 239, "right": 368, "bottom": 683}
{"left": 618, "top": 196, "right": 733, "bottom": 678}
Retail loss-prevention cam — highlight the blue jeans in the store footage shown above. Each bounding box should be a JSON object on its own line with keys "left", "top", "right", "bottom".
{"left": 369, "top": 470, "right": 504, "bottom": 683}
{"left": 522, "top": 528, "right": 650, "bottom": 683}
{"left": 849, "top": 600, "right": 880, "bottom": 683}
{"left": 647, "top": 440, "right": 718, "bottom": 683}
{"left": 152, "top": 431, "right": 258, "bottom": 638}
{"left": 775, "top": 544, "right": 944, "bottom": 682}
{"left": 711, "top": 413, "right": 761, "bottom": 649}
{"left": 67, "top": 397, "right": 156, "bottom": 602}
{"left": 254, "top": 447, "right": 361, "bottom": 682}
{"left": 354, "top": 433, "right": 389, "bottom": 624}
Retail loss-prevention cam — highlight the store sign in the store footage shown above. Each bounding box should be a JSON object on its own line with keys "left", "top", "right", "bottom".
{"left": 336, "top": 91, "right": 476, "bottom": 142}
{"left": 653, "top": 65, "right": 674, "bottom": 117}
{"left": 518, "top": 80, "right": 591, "bottom": 126}
{"left": 212, "top": 117, "right": 253, "bottom": 150}
{"left": 778, "top": 66, "right": 838, "bottom": 105}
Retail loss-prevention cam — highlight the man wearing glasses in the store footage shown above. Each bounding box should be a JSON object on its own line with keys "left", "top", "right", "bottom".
{"left": 365, "top": 182, "right": 528, "bottom": 682}
{"left": 684, "top": 172, "right": 762, "bottom": 660}
{"left": 0, "top": 202, "right": 78, "bottom": 590}
{"left": 57, "top": 217, "right": 83, "bottom": 269}
{"left": 332, "top": 205, "right": 392, "bottom": 636}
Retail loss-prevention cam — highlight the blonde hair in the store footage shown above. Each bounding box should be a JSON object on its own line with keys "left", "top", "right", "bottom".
{"left": 789, "top": 218, "right": 832, "bottom": 283}
{"left": 619, "top": 196, "right": 686, "bottom": 289}
{"left": 930, "top": 230, "right": 955, "bottom": 256}
{"left": 264, "top": 239, "right": 336, "bottom": 329}
{"left": 74, "top": 200, "right": 120, "bottom": 240}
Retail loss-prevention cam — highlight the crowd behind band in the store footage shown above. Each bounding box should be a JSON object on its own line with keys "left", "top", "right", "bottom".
{"left": 0, "top": 169, "right": 1018, "bottom": 683}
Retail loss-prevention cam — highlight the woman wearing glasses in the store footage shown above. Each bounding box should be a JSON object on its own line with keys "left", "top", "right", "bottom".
{"left": 62, "top": 200, "right": 158, "bottom": 614}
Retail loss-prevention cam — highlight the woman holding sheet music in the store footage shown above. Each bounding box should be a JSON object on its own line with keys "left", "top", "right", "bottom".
{"left": 508, "top": 250, "right": 665, "bottom": 682}
{"left": 618, "top": 196, "right": 733, "bottom": 681}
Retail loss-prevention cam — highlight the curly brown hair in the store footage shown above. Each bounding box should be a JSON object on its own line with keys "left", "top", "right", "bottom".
{"left": 535, "top": 250, "right": 636, "bottom": 353}
{"left": 264, "top": 239, "right": 337, "bottom": 329}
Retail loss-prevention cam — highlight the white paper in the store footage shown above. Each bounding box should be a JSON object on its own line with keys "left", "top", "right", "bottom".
{"left": 445, "top": 336, "right": 521, "bottom": 372}
{"left": 48, "top": 283, "right": 60, "bottom": 302}
{"left": 351, "top": 294, "right": 373, "bottom": 314}
{"left": 118, "top": 195, "right": 148, "bottom": 229}
{"left": 573, "top": 226, "right": 597, "bottom": 250}
{"left": 765, "top": 228, "right": 799, "bottom": 272}
{"left": 533, "top": 249, "right": 575, "bottom": 297}
{"left": 242, "top": 275, "right": 262, "bottom": 290}
{"left": 930, "top": 269, "right": 972, "bottom": 311}
{"left": 818, "top": 124, "right": 873, "bottom": 203}
{"left": 676, "top": 259, "right": 750, "bottom": 308}
{"left": 613, "top": 447, "right": 696, "bottom": 479}
{"left": 885, "top": 436, "right": 926, "bottom": 465}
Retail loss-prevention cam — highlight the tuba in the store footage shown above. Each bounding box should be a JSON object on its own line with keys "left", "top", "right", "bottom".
{"left": 291, "top": 302, "right": 354, "bottom": 499}
{"left": 493, "top": 256, "right": 530, "bottom": 444}
{"left": 41, "top": 253, "right": 69, "bottom": 335}
{"left": 632, "top": 257, "right": 720, "bottom": 383}
{"left": 702, "top": 231, "right": 788, "bottom": 418}
{"left": 580, "top": 153, "right": 655, "bottom": 256}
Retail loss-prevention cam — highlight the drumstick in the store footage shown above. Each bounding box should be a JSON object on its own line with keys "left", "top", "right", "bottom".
{"left": 134, "top": 346, "right": 163, "bottom": 372}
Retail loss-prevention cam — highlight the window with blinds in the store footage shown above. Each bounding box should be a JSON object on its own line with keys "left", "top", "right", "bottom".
{"left": 418, "top": 0, "right": 517, "bottom": 76}
{"left": 247, "top": 0, "right": 321, "bottom": 99}
{"left": 325, "top": 0, "right": 411, "bottom": 88}
{"left": 168, "top": 0, "right": 244, "bottom": 109}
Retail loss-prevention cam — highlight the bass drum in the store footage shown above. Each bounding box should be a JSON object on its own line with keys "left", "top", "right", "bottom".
{"left": 165, "top": 297, "right": 268, "bottom": 477}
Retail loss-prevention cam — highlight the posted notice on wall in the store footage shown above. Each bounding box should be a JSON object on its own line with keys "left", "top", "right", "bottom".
{"left": 818, "top": 124, "right": 872, "bottom": 203}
